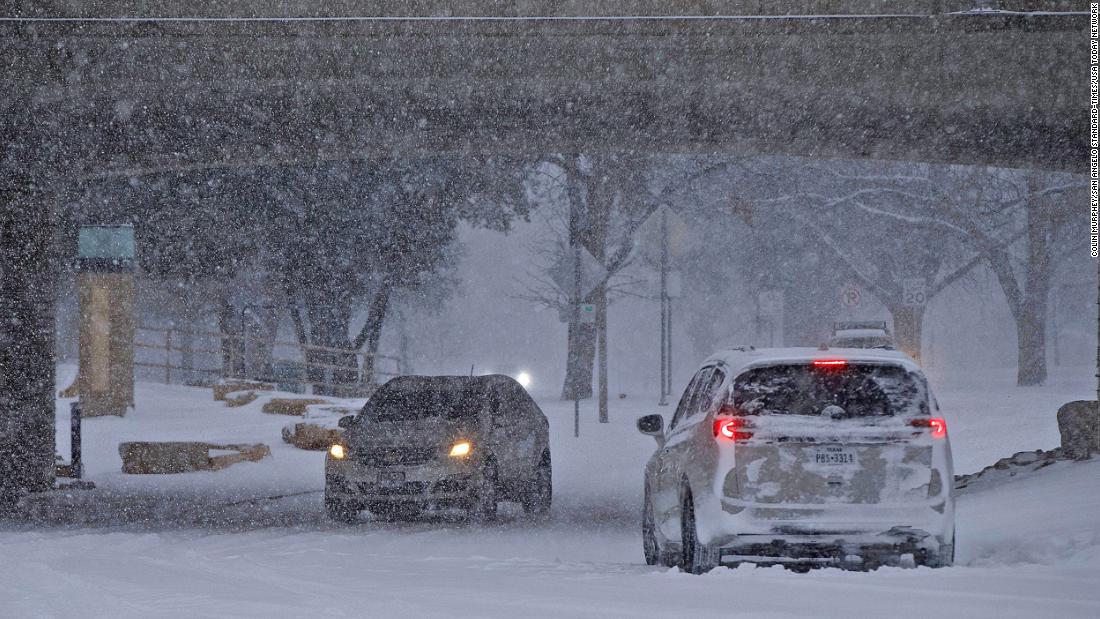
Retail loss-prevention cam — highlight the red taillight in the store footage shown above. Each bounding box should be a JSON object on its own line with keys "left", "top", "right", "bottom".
{"left": 714, "top": 418, "right": 753, "bottom": 441}
{"left": 910, "top": 417, "right": 947, "bottom": 439}
{"left": 813, "top": 359, "right": 848, "bottom": 368}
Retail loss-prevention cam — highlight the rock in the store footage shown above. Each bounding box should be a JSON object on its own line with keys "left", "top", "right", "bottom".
{"left": 224, "top": 391, "right": 259, "bottom": 407}
{"left": 1056, "top": 400, "right": 1099, "bottom": 460}
{"left": 954, "top": 446, "right": 1064, "bottom": 492}
{"left": 58, "top": 379, "right": 79, "bottom": 398}
{"left": 261, "top": 398, "right": 331, "bottom": 416}
{"left": 213, "top": 380, "right": 274, "bottom": 401}
{"left": 282, "top": 423, "right": 343, "bottom": 451}
{"left": 1009, "top": 450, "right": 1041, "bottom": 466}
{"left": 118, "top": 441, "right": 270, "bottom": 474}
{"left": 281, "top": 404, "right": 353, "bottom": 450}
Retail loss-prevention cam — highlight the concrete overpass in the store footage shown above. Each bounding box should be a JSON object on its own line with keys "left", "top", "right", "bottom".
{"left": 1, "top": 0, "right": 1089, "bottom": 183}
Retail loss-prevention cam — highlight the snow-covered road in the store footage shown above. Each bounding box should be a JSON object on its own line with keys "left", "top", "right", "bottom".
{"left": 1, "top": 369, "right": 1097, "bottom": 618}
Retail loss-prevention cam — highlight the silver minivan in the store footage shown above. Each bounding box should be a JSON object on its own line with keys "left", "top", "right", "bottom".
{"left": 638, "top": 347, "right": 954, "bottom": 573}
{"left": 325, "top": 374, "right": 551, "bottom": 522}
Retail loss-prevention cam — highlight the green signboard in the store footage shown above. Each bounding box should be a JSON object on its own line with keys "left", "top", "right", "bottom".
{"left": 78, "top": 225, "right": 135, "bottom": 260}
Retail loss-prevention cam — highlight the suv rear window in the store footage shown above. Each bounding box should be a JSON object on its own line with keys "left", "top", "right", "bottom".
{"left": 732, "top": 363, "right": 926, "bottom": 418}
{"left": 366, "top": 382, "right": 483, "bottom": 421}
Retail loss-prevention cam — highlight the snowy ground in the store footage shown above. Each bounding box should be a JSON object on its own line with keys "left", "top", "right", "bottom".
{"left": 0, "top": 366, "right": 1098, "bottom": 618}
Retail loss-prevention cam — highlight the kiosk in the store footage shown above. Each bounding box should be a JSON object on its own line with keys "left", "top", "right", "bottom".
{"left": 76, "top": 225, "right": 135, "bottom": 417}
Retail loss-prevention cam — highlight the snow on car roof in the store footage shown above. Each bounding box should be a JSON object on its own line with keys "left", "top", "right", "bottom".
{"left": 702, "top": 346, "right": 920, "bottom": 378}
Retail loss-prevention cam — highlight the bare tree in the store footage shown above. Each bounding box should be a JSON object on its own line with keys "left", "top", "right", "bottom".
{"left": 520, "top": 155, "right": 650, "bottom": 400}
{"left": 760, "top": 162, "right": 1085, "bottom": 382}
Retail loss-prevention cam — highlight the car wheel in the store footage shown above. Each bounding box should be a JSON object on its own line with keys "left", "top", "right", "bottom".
{"left": 325, "top": 495, "right": 360, "bottom": 524}
{"left": 468, "top": 460, "right": 498, "bottom": 524}
{"left": 522, "top": 458, "right": 552, "bottom": 519}
{"left": 642, "top": 490, "right": 661, "bottom": 566}
{"left": 680, "top": 487, "right": 718, "bottom": 574}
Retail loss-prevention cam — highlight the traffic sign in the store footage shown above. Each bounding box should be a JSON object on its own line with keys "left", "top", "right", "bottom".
{"left": 758, "top": 290, "right": 783, "bottom": 316}
{"left": 635, "top": 205, "right": 696, "bottom": 265}
{"left": 578, "top": 303, "right": 596, "bottom": 324}
{"left": 841, "top": 283, "right": 862, "bottom": 308}
{"left": 645, "top": 270, "right": 683, "bottom": 299}
{"left": 548, "top": 244, "right": 608, "bottom": 301}
{"left": 557, "top": 302, "right": 600, "bottom": 324}
{"left": 902, "top": 278, "right": 928, "bottom": 307}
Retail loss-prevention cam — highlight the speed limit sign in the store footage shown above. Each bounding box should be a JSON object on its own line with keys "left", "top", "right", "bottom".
{"left": 902, "top": 278, "right": 927, "bottom": 307}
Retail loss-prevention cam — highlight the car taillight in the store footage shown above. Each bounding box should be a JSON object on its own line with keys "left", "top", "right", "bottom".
{"left": 910, "top": 417, "right": 947, "bottom": 439}
{"left": 714, "top": 417, "right": 753, "bottom": 441}
{"left": 813, "top": 359, "right": 847, "bottom": 369}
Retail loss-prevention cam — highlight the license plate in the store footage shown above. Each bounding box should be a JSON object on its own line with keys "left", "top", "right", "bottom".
{"left": 377, "top": 471, "right": 406, "bottom": 487}
{"left": 813, "top": 446, "right": 857, "bottom": 465}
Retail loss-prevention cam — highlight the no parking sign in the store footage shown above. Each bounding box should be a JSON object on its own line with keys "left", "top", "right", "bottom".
{"left": 841, "top": 283, "right": 862, "bottom": 309}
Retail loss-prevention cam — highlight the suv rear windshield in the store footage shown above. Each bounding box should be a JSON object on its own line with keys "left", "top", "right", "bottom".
{"left": 366, "top": 382, "right": 483, "bottom": 421}
{"left": 732, "top": 363, "right": 926, "bottom": 418}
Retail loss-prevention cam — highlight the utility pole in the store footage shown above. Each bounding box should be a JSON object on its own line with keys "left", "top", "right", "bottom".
{"left": 576, "top": 216, "right": 585, "bottom": 435}
{"left": 570, "top": 176, "right": 583, "bottom": 438}
{"left": 597, "top": 291, "right": 608, "bottom": 423}
{"left": 658, "top": 207, "right": 671, "bottom": 406}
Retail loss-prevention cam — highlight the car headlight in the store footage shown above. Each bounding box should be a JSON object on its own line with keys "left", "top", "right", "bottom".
{"left": 329, "top": 444, "right": 346, "bottom": 459}
{"left": 448, "top": 441, "right": 472, "bottom": 458}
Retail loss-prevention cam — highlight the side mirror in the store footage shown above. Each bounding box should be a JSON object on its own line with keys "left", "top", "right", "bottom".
{"left": 637, "top": 414, "right": 664, "bottom": 442}
{"left": 337, "top": 415, "right": 355, "bottom": 429}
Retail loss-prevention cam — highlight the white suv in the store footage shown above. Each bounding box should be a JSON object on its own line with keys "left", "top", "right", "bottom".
{"left": 637, "top": 347, "right": 954, "bottom": 573}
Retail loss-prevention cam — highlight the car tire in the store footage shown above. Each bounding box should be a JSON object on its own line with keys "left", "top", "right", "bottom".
{"left": 325, "top": 495, "right": 360, "bottom": 524}
{"left": 468, "top": 460, "right": 498, "bottom": 524}
{"left": 522, "top": 457, "right": 552, "bottom": 519}
{"left": 642, "top": 489, "right": 662, "bottom": 566}
{"left": 680, "top": 487, "right": 719, "bottom": 574}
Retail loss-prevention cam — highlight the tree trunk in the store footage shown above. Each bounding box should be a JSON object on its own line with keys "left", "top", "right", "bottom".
{"left": 562, "top": 322, "right": 596, "bottom": 400}
{"left": 216, "top": 295, "right": 244, "bottom": 379}
{"left": 596, "top": 285, "right": 608, "bottom": 422}
{"left": 1016, "top": 184, "right": 1053, "bottom": 386}
{"left": 355, "top": 281, "right": 393, "bottom": 385}
{"left": 0, "top": 195, "right": 57, "bottom": 506}
{"left": 247, "top": 304, "right": 278, "bottom": 381}
{"left": 305, "top": 294, "right": 357, "bottom": 392}
{"left": 559, "top": 154, "right": 613, "bottom": 402}
{"left": 561, "top": 157, "right": 588, "bottom": 400}
{"left": 177, "top": 305, "right": 196, "bottom": 384}
{"left": 889, "top": 305, "right": 924, "bottom": 364}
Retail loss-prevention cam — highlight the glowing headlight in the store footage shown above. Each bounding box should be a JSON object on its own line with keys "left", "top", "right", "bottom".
{"left": 449, "top": 441, "right": 472, "bottom": 457}
{"left": 329, "top": 444, "right": 346, "bottom": 459}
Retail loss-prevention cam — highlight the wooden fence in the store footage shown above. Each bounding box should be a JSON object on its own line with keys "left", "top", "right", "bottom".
{"left": 134, "top": 325, "right": 402, "bottom": 393}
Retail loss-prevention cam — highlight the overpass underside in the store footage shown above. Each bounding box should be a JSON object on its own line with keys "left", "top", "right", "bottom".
{"left": 2, "top": 6, "right": 1088, "bottom": 182}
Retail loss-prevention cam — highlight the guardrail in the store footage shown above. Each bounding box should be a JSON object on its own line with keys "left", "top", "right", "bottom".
{"left": 134, "top": 325, "right": 401, "bottom": 393}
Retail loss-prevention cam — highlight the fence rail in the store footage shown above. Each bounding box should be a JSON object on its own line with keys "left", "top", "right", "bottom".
{"left": 134, "top": 325, "right": 402, "bottom": 393}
